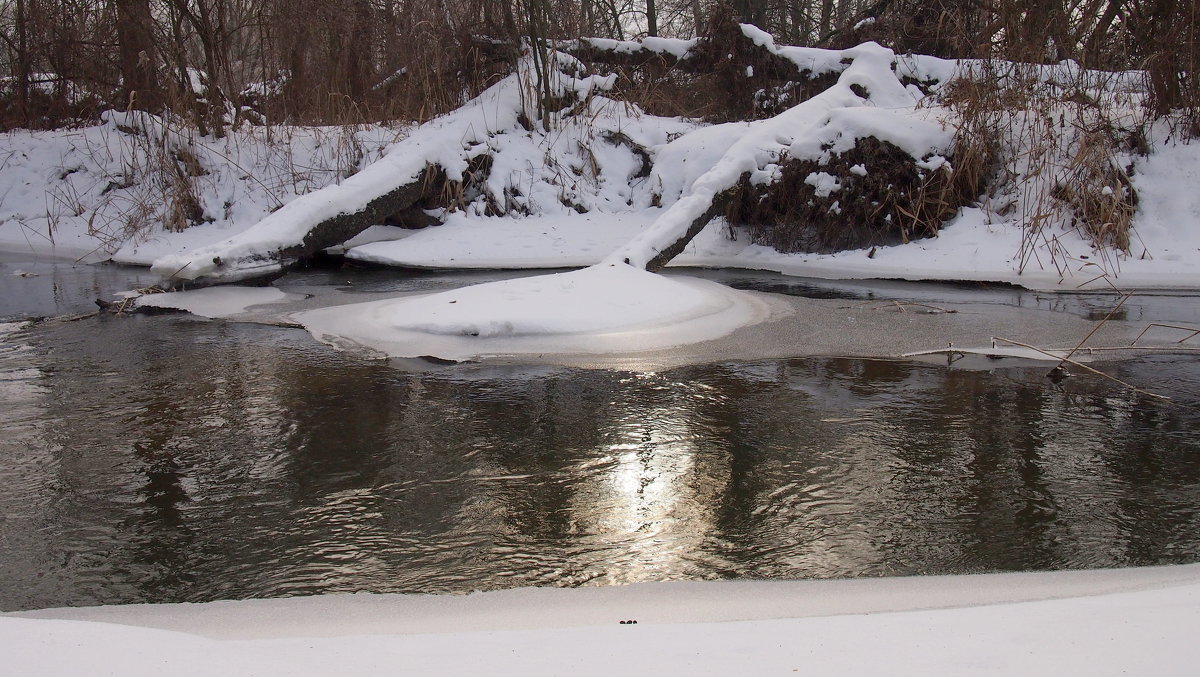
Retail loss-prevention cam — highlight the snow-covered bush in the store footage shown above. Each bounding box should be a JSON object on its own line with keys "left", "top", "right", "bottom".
{"left": 937, "top": 63, "right": 1149, "bottom": 274}
{"left": 727, "top": 137, "right": 974, "bottom": 253}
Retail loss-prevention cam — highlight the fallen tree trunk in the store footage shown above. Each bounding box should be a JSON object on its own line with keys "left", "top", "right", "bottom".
{"left": 149, "top": 55, "right": 543, "bottom": 287}
{"left": 566, "top": 31, "right": 808, "bottom": 82}
{"left": 642, "top": 195, "right": 731, "bottom": 272}
{"left": 274, "top": 167, "right": 437, "bottom": 267}
{"left": 604, "top": 41, "right": 953, "bottom": 272}
{"left": 563, "top": 16, "right": 846, "bottom": 121}
{"left": 152, "top": 166, "right": 437, "bottom": 287}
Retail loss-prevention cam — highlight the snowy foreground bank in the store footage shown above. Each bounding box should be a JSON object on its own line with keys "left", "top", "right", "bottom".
{"left": 6, "top": 565, "right": 1199, "bottom": 676}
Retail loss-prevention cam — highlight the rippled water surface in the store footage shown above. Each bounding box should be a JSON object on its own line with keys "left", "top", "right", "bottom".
{"left": 1, "top": 262, "right": 1199, "bottom": 611}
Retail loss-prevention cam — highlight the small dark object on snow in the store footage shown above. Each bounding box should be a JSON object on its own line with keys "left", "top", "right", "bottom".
{"left": 619, "top": 619, "right": 639, "bottom": 625}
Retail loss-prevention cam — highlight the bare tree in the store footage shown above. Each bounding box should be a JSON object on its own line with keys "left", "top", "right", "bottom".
{"left": 114, "top": 0, "right": 159, "bottom": 110}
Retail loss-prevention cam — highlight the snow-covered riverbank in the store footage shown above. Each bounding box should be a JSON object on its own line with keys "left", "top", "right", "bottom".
{"left": 6, "top": 564, "right": 1199, "bottom": 676}
{"left": 5, "top": 143, "right": 1200, "bottom": 292}
{"left": 4, "top": 33, "right": 1200, "bottom": 293}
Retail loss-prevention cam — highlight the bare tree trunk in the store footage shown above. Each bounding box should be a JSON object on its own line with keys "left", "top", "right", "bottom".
{"left": 733, "top": 0, "right": 767, "bottom": 26}
{"left": 593, "top": 0, "right": 623, "bottom": 39}
{"left": 787, "top": 1, "right": 808, "bottom": 44}
{"left": 1144, "top": 0, "right": 1189, "bottom": 114}
{"left": 580, "top": 0, "right": 594, "bottom": 35}
{"left": 347, "top": 0, "right": 374, "bottom": 102}
{"left": 195, "top": 1, "right": 228, "bottom": 136}
{"left": 1083, "top": 0, "right": 1127, "bottom": 67}
{"left": 115, "top": 0, "right": 160, "bottom": 111}
{"left": 819, "top": 0, "right": 834, "bottom": 38}
{"left": 163, "top": 0, "right": 229, "bottom": 134}
{"left": 13, "top": 0, "right": 31, "bottom": 124}
{"left": 521, "top": 0, "right": 556, "bottom": 129}
{"left": 646, "top": 0, "right": 658, "bottom": 36}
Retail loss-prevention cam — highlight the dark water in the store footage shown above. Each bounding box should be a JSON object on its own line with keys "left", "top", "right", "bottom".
{"left": 681, "top": 267, "right": 1200, "bottom": 325}
{"left": 2, "top": 306, "right": 1199, "bottom": 611}
{"left": 0, "top": 254, "right": 160, "bottom": 321}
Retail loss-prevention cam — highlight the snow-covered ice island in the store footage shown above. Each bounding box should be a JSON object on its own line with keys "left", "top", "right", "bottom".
{"left": 3, "top": 25, "right": 1200, "bottom": 677}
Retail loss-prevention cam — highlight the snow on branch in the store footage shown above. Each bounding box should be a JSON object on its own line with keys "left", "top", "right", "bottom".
{"left": 150, "top": 54, "right": 618, "bottom": 285}
{"left": 605, "top": 42, "right": 954, "bottom": 271}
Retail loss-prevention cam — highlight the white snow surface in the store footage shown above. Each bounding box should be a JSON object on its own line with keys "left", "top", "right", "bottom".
{"left": 293, "top": 263, "right": 773, "bottom": 360}
{"left": 2, "top": 36, "right": 1198, "bottom": 294}
{"left": 1125, "top": 139, "right": 1200, "bottom": 279}
{"left": 346, "top": 211, "right": 658, "bottom": 269}
{"left": 333, "top": 199, "right": 1200, "bottom": 292}
{"left": 133, "top": 286, "right": 290, "bottom": 318}
{"left": 146, "top": 52, "right": 676, "bottom": 283}
{"left": 0, "top": 111, "right": 404, "bottom": 264}
{"left": 5, "top": 565, "right": 1200, "bottom": 676}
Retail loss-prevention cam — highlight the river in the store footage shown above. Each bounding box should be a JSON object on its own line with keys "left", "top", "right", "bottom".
{"left": 1, "top": 255, "right": 1198, "bottom": 611}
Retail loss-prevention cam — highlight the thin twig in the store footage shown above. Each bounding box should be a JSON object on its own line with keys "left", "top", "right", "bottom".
{"left": 1074, "top": 345, "right": 1200, "bottom": 353}
{"left": 1131, "top": 323, "right": 1200, "bottom": 346}
{"left": 992, "top": 335, "right": 1171, "bottom": 401}
{"left": 839, "top": 300, "right": 957, "bottom": 314}
{"left": 1049, "top": 291, "right": 1132, "bottom": 375}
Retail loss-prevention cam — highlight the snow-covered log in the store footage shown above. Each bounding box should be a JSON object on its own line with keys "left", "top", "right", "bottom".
{"left": 150, "top": 31, "right": 968, "bottom": 284}
{"left": 151, "top": 54, "right": 619, "bottom": 286}
{"left": 565, "top": 36, "right": 698, "bottom": 69}
{"left": 604, "top": 41, "right": 955, "bottom": 271}
{"left": 565, "top": 23, "right": 888, "bottom": 88}
{"left": 150, "top": 162, "right": 433, "bottom": 284}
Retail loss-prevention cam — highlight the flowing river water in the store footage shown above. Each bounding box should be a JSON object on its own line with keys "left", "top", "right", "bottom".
{"left": 2, "top": 255, "right": 1199, "bottom": 611}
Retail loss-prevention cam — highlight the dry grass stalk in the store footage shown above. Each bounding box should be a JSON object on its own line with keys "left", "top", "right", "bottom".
{"left": 1131, "top": 324, "right": 1200, "bottom": 346}
{"left": 1052, "top": 129, "right": 1137, "bottom": 253}
{"left": 1067, "top": 346, "right": 1200, "bottom": 353}
{"left": 941, "top": 61, "right": 1148, "bottom": 278}
{"left": 1048, "top": 291, "right": 1132, "bottom": 374}
{"left": 990, "top": 335, "right": 1172, "bottom": 402}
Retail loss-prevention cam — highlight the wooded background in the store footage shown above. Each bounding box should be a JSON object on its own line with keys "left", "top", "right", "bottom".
{"left": 1, "top": 0, "right": 1196, "bottom": 131}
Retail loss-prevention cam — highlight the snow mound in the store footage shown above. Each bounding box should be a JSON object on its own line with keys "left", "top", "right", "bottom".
{"left": 292, "top": 265, "right": 772, "bottom": 360}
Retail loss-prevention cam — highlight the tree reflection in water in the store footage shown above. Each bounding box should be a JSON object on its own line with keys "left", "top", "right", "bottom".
{"left": 1, "top": 316, "right": 1198, "bottom": 611}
